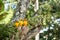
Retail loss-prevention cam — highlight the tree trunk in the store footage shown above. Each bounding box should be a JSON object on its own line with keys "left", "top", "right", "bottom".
{"left": 9, "top": 0, "right": 41, "bottom": 40}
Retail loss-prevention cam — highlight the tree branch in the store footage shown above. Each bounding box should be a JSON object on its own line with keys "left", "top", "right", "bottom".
{"left": 22, "top": 25, "right": 42, "bottom": 40}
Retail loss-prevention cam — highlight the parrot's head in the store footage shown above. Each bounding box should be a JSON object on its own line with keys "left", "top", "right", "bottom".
{"left": 0, "top": 0, "right": 13, "bottom": 24}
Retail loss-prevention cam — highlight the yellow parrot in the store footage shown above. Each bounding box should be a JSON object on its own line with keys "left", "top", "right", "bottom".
{"left": 23, "top": 19, "right": 28, "bottom": 27}
{"left": 15, "top": 21, "right": 19, "bottom": 28}
{"left": 19, "top": 19, "right": 23, "bottom": 27}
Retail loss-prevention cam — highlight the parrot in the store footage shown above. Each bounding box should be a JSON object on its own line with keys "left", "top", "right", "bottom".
{"left": 23, "top": 19, "right": 28, "bottom": 27}
{"left": 19, "top": 19, "right": 23, "bottom": 27}
{"left": 15, "top": 21, "right": 19, "bottom": 28}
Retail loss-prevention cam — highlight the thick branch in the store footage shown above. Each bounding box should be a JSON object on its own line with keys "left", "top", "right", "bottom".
{"left": 22, "top": 25, "right": 42, "bottom": 40}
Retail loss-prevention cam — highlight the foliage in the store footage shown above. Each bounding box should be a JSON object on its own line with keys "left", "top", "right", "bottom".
{"left": 0, "top": 24, "right": 17, "bottom": 40}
